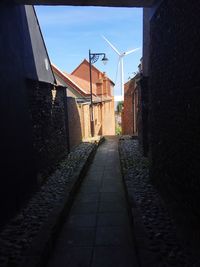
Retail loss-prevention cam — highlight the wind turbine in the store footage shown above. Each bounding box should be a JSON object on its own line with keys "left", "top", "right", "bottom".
{"left": 102, "top": 35, "right": 140, "bottom": 101}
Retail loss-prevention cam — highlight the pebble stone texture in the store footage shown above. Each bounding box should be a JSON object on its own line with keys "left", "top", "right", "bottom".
{"left": 0, "top": 142, "right": 96, "bottom": 267}
{"left": 119, "top": 136, "right": 200, "bottom": 267}
{"left": 48, "top": 136, "right": 139, "bottom": 267}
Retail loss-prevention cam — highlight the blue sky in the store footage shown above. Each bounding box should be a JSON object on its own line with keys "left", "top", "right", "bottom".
{"left": 35, "top": 6, "right": 143, "bottom": 96}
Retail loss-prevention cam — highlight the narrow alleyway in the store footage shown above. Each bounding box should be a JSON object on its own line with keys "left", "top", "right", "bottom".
{"left": 48, "top": 137, "right": 138, "bottom": 267}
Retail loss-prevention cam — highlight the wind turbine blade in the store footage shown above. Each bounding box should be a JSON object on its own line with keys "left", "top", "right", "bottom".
{"left": 120, "top": 58, "right": 124, "bottom": 98}
{"left": 114, "top": 58, "right": 121, "bottom": 85}
{"left": 102, "top": 35, "right": 121, "bottom": 56}
{"left": 124, "top": 47, "right": 141, "bottom": 56}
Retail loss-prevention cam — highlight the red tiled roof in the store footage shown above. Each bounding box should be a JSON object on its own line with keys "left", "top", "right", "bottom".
{"left": 52, "top": 63, "right": 97, "bottom": 97}
{"left": 52, "top": 63, "right": 113, "bottom": 103}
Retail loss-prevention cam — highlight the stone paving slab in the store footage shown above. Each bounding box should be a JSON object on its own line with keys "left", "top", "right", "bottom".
{"left": 60, "top": 227, "right": 96, "bottom": 247}
{"left": 100, "top": 192, "right": 125, "bottom": 202}
{"left": 95, "top": 226, "right": 133, "bottom": 246}
{"left": 71, "top": 201, "right": 99, "bottom": 214}
{"left": 77, "top": 193, "right": 99, "bottom": 203}
{"left": 97, "top": 213, "right": 129, "bottom": 227}
{"left": 49, "top": 247, "right": 93, "bottom": 267}
{"left": 48, "top": 137, "right": 139, "bottom": 267}
{"left": 91, "top": 247, "right": 136, "bottom": 267}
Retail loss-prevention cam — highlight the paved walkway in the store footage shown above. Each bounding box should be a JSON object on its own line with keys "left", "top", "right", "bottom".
{"left": 48, "top": 137, "right": 138, "bottom": 267}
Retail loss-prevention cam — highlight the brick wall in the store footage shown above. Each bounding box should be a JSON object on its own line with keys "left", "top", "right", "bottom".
{"left": 81, "top": 104, "right": 91, "bottom": 139}
{"left": 72, "top": 60, "right": 99, "bottom": 91}
{"left": 67, "top": 97, "right": 115, "bottom": 146}
{"left": 67, "top": 97, "right": 82, "bottom": 149}
{"left": 102, "top": 99, "right": 115, "bottom": 136}
{"left": 67, "top": 100, "right": 102, "bottom": 145}
{"left": 122, "top": 77, "right": 140, "bottom": 136}
{"left": 122, "top": 80, "right": 134, "bottom": 135}
{"left": 27, "top": 80, "right": 68, "bottom": 182}
{"left": 149, "top": 0, "right": 200, "bottom": 227}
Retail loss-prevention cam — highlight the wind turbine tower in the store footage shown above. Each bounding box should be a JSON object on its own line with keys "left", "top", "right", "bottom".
{"left": 103, "top": 36, "right": 140, "bottom": 101}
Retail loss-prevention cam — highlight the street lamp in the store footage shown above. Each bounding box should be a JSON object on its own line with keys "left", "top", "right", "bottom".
{"left": 89, "top": 49, "right": 108, "bottom": 137}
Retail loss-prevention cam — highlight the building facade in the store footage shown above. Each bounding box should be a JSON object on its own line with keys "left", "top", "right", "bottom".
{"left": 122, "top": 75, "right": 140, "bottom": 136}
{"left": 72, "top": 60, "right": 115, "bottom": 136}
{"left": 52, "top": 61, "right": 115, "bottom": 148}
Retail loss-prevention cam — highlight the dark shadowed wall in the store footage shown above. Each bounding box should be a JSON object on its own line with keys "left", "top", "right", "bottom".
{"left": 148, "top": 0, "right": 200, "bottom": 228}
{"left": 0, "top": 4, "right": 66, "bottom": 227}
{"left": 27, "top": 80, "right": 68, "bottom": 180}
{"left": 0, "top": 4, "right": 37, "bottom": 227}
{"left": 138, "top": 76, "right": 149, "bottom": 156}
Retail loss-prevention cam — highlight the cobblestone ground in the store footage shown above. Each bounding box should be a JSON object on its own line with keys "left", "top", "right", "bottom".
{"left": 119, "top": 137, "right": 199, "bottom": 267}
{"left": 0, "top": 142, "right": 96, "bottom": 267}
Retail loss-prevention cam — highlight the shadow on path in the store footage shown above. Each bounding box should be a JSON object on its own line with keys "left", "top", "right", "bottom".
{"left": 48, "top": 136, "right": 138, "bottom": 267}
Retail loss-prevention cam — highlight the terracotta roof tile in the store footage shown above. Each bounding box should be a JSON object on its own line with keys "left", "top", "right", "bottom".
{"left": 52, "top": 63, "right": 113, "bottom": 103}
